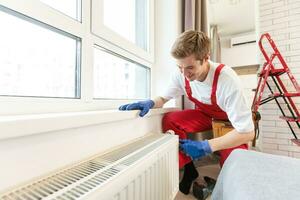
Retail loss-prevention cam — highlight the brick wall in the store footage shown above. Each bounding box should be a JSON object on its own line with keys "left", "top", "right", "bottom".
{"left": 259, "top": 0, "right": 300, "bottom": 157}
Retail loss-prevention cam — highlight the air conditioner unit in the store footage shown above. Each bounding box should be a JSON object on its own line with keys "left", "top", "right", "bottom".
{"left": 230, "top": 33, "right": 256, "bottom": 47}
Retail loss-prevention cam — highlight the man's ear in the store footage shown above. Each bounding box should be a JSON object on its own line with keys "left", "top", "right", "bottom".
{"left": 204, "top": 54, "right": 210, "bottom": 61}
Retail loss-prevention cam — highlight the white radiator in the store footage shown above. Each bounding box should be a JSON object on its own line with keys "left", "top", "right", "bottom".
{"left": 0, "top": 134, "right": 179, "bottom": 200}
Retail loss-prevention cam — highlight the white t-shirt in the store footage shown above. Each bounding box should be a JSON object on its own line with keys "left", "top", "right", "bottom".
{"left": 161, "top": 61, "right": 254, "bottom": 133}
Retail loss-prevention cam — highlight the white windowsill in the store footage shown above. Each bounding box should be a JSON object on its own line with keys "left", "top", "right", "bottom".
{"left": 0, "top": 108, "right": 179, "bottom": 141}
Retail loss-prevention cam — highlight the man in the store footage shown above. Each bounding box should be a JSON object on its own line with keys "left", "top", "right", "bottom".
{"left": 119, "top": 30, "right": 254, "bottom": 196}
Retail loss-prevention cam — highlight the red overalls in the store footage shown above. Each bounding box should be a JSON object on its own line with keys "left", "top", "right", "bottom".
{"left": 162, "top": 64, "right": 248, "bottom": 169}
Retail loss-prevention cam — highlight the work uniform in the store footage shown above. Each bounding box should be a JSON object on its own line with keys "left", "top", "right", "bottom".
{"left": 161, "top": 61, "right": 254, "bottom": 168}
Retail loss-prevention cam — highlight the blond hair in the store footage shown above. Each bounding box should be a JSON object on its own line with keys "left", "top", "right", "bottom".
{"left": 171, "top": 30, "right": 210, "bottom": 61}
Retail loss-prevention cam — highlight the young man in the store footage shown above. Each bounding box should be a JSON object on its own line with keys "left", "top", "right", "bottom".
{"left": 119, "top": 30, "right": 254, "bottom": 195}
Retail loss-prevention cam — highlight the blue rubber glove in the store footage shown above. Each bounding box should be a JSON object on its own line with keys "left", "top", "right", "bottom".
{"left": 119, "top": 100, "right": 155, "bottom": 117}
{"left": 179, "top": 139, "right": 212, "bottom": 160}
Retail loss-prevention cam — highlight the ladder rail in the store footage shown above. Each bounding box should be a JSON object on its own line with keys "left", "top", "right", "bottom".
{"left": 252, "top": 54, "right": 277, "bottom": 112}
{"left": 260, "top": 33, "right": 300, "bottom": 92}
{"left": 258, "top": 33, "right": 272, "bottom": 63}
{"left": 274, "top": 75, "right": 300, "bottom": 117}
{"left": 266, "top": 82, "right": 298, "bottom": 139}
{"left": 271, "top": 76, "right": 300, "bottom": 129}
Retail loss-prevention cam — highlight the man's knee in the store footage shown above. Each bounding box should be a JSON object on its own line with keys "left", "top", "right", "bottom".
{"left": 162, "top": 111, "right": 182, "bottom": 126}
{"left": 162, "top": 111, "right": 182, "bottom": 132}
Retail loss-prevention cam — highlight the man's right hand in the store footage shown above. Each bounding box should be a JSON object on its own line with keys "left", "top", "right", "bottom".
{"left": 119, "top": 100, "right": 155, "bottom": 117}
{"left": 179, "top": 139, "right": 212, "bottom": 160}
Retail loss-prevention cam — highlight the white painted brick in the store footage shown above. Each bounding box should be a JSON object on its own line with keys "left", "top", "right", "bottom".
{"left": 261, "top": 103, "right": 278, "bottom": 109}
{"left": 279, "top": 144, "right": 300, "bottom": 152}
{"left": 289, "top": 20, "right": 300, "bottom": 26}
{"left": 260, "top": 1, "right": 285, "bottom": 10}
{"left": 260, "top": 11, "right": 286, "bottom": 21}
{"left": 261, "top": 115, "right": 278, "bottom": 120}
{"left": 271, "top": 33, "right": 289, "bottom": 41}
{"left": 271, "top": 26, "right": 300, "bottom": 35}
{"left": 288, "top": 62, "right": 300, "bottom": 69}
{"left": 276, "top": 133, "right": 294, "bottom": 139}
{"left": 290, "top": 43, "right": 300, "bottom": 50}
{"left": 273, "top": 5, "right": 289, "bottom": 13}
{"left": 262, "top": 143, "right": 278, "bottom": 149}
{"left": 273, "top": 38, "right": 299, "bottom": 47}
{"left": 260, "top": 20, "right": 273, "bottom": 27}
{"left": 283, "top": 50, "right": 300, "bottom": 57}
{"left": 261, "top": 23, "right": 288, "bottom": 33}
{"left": 290, "top": 7, "right": 300, "bottom": 15}
{"left": 262, "top": 126, "right": 290, "bottom": 133}
{"left": 260, "top": 0, "right": 273, "bottom": 5}
{"left": 288, "top": 0, "right": 300, "bottom": 4}
{"left": 292, "top": 152, "right": 300, "bottom": 158}
{"left": 287, "top": 1, "right": 300, "bottom": 8}
{"left": 263, "top": 149, "right": 289, "bottom": 156}
{"left": 261, "top": 109, "right": 278, "bottom": 115}
{"left": 290, "top": 32, "right": 300, "bottom": 39}
{"left": 263, "top": 137, "right": 289, "bottom": 144}
{"left": 262, "top": 131, "right": 277, "bottom": 138}
{"left": 261, "top": 120, "right": 276, "bottom": 126}
{"left": 260, "top": 9, "right": 273, "bottom": 16}
{"left": 276, "top": 120, "right": 291, "bottom": 127}
{"left": 290, "top": 55, "right": 300, "bottom": 62}
{"left": 273, "top": 16, "right": 291, "bottom": 24}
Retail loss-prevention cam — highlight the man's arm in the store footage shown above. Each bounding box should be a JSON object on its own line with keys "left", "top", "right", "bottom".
{"left": 153, "top": 96, "right": 169, "bottom": 108}
{"left": 208, "top": 129, "right": 255, "bottom": 152}
{"left": 180, "top": 129, "right": 255, "bottom": 160}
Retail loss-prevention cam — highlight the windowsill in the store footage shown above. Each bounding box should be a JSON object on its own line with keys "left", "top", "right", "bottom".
{"left": 0, "top": 107, "right": 179, "bottom": 141}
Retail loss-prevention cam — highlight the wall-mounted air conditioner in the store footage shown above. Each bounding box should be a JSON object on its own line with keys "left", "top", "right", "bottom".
{"left": 230, "top": 33, "right": 256, "bottom": 47}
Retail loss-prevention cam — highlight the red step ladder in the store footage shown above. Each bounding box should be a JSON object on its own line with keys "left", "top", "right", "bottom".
{"left": 252, "top": 33, "right": 300, "bottom": 146}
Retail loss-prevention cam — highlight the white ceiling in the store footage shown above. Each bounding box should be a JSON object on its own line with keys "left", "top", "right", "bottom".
{"left": 207, "top": 0, "right": 256, "bottom": 37}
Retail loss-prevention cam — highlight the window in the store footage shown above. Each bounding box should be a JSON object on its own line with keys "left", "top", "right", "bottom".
{"left": 103, "top": 0, "right": 148, "bottom": 51}
{"left": 93, "top": 46, "right": 150, "bottom": 99}
{"left": 0, "top": 7, "right": 81, "bottom": 98}
{"left": 0, "top": 1, "right": 155, "bottom": 115}
{"left": 91, "top": 0, "right": 153, "bottom": 62}
{"left": 40, "top": 0, "right": 82, "bottom": 21}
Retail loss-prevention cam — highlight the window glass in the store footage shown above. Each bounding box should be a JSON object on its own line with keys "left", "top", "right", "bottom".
{"left": 93, "top": 47, "right": 150, "bottom": 99}
{"left": 103, "top": 0, "right": 149, "bottom": 51}
{"left": 0, "top": 8, "right": 81, "bottom": 98}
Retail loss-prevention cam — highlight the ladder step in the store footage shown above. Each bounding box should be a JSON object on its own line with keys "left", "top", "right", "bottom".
{"left": 259, "top": 68, "right": 286, "bottom": 77}
{"left": 269, "top": 92, "right": 300, "bottom": 97}
{"left": 279, "top": 116, "right": 300, "bottom": 122}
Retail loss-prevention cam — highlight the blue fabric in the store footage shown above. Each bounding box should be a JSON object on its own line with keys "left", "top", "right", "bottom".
{"left": 179, "top": 139, "right": 212, "bottom": 160}
{"left": 119, "top": 100, "right": 155, "bottom": 117}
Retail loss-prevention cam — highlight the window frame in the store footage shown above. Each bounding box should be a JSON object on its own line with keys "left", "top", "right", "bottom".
{"left": 0, "top": 0, "right": 154, "bottom": 115}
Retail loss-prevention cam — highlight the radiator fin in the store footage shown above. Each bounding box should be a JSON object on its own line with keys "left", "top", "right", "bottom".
{"left": 0, "top": 134, "right": 178, "bottom": 200}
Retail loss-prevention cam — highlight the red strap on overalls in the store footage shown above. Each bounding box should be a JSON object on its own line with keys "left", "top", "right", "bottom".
{"left": 211, "top": 64, "right": 225, "bottom": 105}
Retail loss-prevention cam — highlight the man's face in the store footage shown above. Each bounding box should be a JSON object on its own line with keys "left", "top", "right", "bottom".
{"left": 176, "top": 54, "right": 207, "bottom": 81}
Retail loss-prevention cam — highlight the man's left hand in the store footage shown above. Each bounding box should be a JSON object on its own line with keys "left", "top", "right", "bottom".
{"left": 179, "top": 139, "right": 212, "bottom": 160}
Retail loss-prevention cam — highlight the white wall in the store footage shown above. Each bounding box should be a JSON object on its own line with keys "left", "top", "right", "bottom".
{"left": 259, "top": 0, "right": 300, "bottom": 157}
{"left": 0, "top": 0, "right": 182, "bottom": 193}
{"left": 152, "top": 0, "right": 182, "bottom": 108}
{"left": 0, "top": 111, "right": 171, "bottom": 192}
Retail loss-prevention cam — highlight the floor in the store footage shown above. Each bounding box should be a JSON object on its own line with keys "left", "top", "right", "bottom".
{"left": 174, "top": 155, "right": 221, "bottom": 200}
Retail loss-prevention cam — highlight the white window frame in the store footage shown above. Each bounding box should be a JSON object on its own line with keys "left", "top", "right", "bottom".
{"left": 0, "top": 0, "right": 154, "bottom": 115}
{"left": 91, "top": 0, "right": 155, "bottom": 63}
